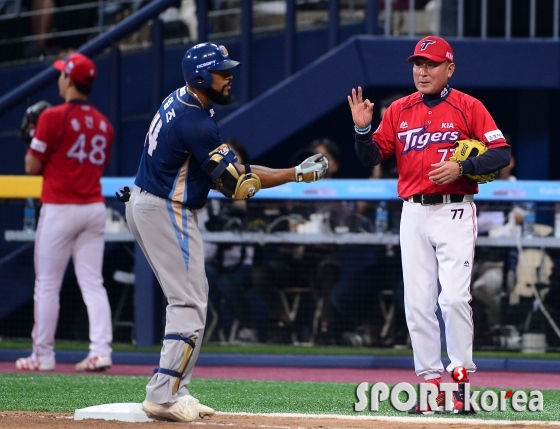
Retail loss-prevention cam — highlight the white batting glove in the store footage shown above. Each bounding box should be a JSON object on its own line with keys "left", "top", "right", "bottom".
{"left": 294, "top": 153, "right": 329, "bottom": 183}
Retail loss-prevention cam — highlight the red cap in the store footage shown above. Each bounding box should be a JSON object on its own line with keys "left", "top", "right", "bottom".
{"left": 407, "top": 36, "right": 454, "bottom": 63}
{"left": 53, "top": 53, "right": 97, "bottom": 87}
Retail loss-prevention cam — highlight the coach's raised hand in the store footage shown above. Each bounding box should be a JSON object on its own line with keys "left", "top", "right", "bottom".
{"left": 348, "top": 86, "right": 374, "bottom": 129}
{"left": 294, "top": 153, "right": 328, "bottom": 182}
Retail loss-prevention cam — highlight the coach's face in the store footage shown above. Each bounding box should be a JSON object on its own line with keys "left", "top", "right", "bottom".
{"left": 412, "top": 58, "right": 455, "bottom": 95}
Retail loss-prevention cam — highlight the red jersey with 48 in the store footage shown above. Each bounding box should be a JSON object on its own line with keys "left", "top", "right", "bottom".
{"left": 372, "top": 89, "right": 508, "bottom": 199}
{"left": 29, "top": 101, "right": 114, "bottom": 204}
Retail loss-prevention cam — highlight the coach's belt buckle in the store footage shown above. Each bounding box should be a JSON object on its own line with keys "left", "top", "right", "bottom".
{"left": 420, "top": 194, "right": 433, "bottom": 206}
{"left": 420, "top": 194, "right": 444, "bottom": 206}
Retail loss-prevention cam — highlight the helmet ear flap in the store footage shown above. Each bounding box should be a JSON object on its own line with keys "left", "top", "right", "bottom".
{"left": 187, "top": 69, "right": 212, "bottom": 89}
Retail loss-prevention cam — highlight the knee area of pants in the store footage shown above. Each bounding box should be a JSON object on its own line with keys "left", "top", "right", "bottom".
{"left": 439, "top": 296, "right": 470, "bottom": 310}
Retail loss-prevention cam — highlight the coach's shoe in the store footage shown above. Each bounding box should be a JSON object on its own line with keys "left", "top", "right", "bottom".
{"left": 453, "top": 378, "right": 477, "bottom": 414}
{"left": 142, "top": 399, "right": 199, "bottom": 422}
{"left": 179, "top": 394, "right": 215, "bottom": 418}
{"left": 15, "top": 356, "right": 55, "bottom": 371}
{"left": 408, "top": 378, "right": 444, "bottom": 415}
{"left": 75, "top": 355, "right": 112, "bottom": 372}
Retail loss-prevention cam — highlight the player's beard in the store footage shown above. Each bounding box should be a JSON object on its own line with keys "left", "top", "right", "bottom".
{"left": 206, "top": 86, "right": 234, "bottom": 105}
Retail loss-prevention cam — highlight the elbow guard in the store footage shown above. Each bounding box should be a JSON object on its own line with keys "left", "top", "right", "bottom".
{"left": 202, "top": 144, "right": 261, "bottom": 199}
{"left": 231, "top": 164, "right": 261, "bottom": 199}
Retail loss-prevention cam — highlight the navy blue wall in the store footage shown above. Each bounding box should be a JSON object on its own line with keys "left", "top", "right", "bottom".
{"left": 3, "top": 33, "right": 560, "bottom": 178}
{"left": 2, "top": 29, "right": 560, "bottom": 327}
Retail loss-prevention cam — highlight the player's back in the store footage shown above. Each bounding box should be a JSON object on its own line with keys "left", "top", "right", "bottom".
{"left": 31, "top": 100, "right": 114, "bottom": 203}
{"left": 135, "top": 87, "right": 215, "bottom": 209}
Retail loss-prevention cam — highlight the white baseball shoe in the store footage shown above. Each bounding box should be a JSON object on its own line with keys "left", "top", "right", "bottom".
{"left": 179, "top": 394, "right": 215, "bottom": 418}
{"left": 15, "top": 356, "right": 55, "bottom": 371}
{"left": 75, "top": 355, "right": 112, "bottom": 372}
{"left": 142, "top": 399, "right": 199, "bottom": 422}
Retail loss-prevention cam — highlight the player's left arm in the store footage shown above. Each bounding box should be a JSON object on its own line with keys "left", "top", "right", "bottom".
{"left": 24, "top": 152, "right": 44, "bottom": 175}
{"left": 25, "top": 108, "right": 59, "bottom": 175}
{"left": 429, "top": 146, "right": 511, "bottom": 185}
{"left": 191, "top": 119, "right": 327, "bottom": 199}
{"left": 204, "top": 149, "right": 327, "bottom": 199}
{"left": 236, "top": 164, "right": 293, "bottom": 188}
{"left": 461, "top": 145, "right": 510, "bottom": 175}
{"left": 430, "top": 100, "right": 511, "bottom": 185}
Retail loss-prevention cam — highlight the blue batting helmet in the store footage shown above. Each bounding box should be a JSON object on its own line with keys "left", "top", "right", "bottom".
{"left": 182, "top": 43, "right": 240, "bottom": 89}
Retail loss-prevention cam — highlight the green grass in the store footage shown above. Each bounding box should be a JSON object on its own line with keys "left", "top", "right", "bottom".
{"left": 1, "top": 338, "right": 559, "bottom": 360}
{"left": 0, "top": 374, "right": 558, "bottom": 421}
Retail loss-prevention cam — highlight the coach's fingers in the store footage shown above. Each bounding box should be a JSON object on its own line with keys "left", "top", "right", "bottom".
{"left": 429, "top": 162, "right": 459, "bottom": 184}
{"left": 350, "top": 87, "right": 360, "bottom": 105}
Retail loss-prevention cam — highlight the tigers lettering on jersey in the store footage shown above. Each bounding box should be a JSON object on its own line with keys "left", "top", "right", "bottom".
{"left": 372, "top": 88, "right": 509, "bottom": 198}
{"left": 398, "top": 126, "right": 461, "bottom": 154}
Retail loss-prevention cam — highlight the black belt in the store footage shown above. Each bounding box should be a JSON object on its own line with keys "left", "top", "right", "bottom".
{"left": 408, "top": 194, "right": 471, "bottom": 206}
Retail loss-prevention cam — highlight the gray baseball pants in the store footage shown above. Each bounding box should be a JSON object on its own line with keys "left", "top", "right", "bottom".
{"left": 126, "top": 186, "right": 208, "bottom": 404}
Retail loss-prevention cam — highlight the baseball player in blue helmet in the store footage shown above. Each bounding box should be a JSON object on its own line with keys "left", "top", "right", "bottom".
{"left": 125, "top": 42, "right": 329, "bottom": 422}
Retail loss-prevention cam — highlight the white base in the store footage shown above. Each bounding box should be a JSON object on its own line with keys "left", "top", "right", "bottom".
{"left": 74, "top": 402, "right": 153, "bottom": 422}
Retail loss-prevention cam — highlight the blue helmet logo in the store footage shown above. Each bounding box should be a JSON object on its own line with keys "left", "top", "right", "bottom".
{"left": 182, "top": 43, "right": 240, "bottom": 89}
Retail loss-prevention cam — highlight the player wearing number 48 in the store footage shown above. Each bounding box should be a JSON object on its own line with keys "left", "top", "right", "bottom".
{"left": 16, "top": 53, "right": 114, "bottom": 373}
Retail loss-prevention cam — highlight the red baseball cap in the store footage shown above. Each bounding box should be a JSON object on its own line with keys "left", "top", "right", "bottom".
{"left": 407, "top": 36, "right": 454, "bottom": 63}
{"left": 53, "top": 53, "right": 97, "bottom": 87}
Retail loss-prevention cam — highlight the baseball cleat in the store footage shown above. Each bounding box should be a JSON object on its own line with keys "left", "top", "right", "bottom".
{"left": 408, "top": 391, "right": 445, "bottom": 414}
{"left": 75, "top": 355, "right": 112, "bottom": 372}
{"left": 142, "top": 399, "right": 199, "bottom": 422}
{"left": 408, "top": 378, "right": 446, "bottom": 415}
{"left": 179, "top": 394, "right": 215, "bottom": 418}
{"left": 15, "top": 356, "right": 55, "bottom": 371}
{"left": 453, "top": 379, "right": 477, "bottom": 414}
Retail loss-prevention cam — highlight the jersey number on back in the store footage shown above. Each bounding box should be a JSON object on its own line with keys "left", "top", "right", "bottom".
{"left": 147, "top": 112, "right": 162, "bottom": 156}
{"left": 67, "top": 133, "right": 108, "bottom": 165}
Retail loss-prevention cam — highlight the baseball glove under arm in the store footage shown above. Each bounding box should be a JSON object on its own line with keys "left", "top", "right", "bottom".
{"left": 449, "top": 139, "right": 498, "bottom": 184}
{"left": 20, "top": 100, "right": 51, "bottom": 144}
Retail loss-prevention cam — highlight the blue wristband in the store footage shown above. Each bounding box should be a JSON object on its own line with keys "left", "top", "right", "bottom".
{"left": 354, "top": 124, "right": 371, "bottom": 134}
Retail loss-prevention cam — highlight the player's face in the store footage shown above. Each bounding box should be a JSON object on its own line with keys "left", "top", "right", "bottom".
{"left": 412, "top": 58, "right": 455, "bottom": 95}
{"left": 58, "top": 72, "right": 70, "bottom": 98}
{"left": 207, "top": 69, "right": 234, "bottom": 105}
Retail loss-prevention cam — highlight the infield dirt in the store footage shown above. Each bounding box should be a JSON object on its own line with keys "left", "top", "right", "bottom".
{"left": 0, "top": 411, "right": 554, "bottom": 429}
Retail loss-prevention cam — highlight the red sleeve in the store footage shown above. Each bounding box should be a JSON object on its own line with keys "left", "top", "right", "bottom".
{"left": 27, "top": 108, "right": 63, "bottom": 162}
{"left": 470, "top": 98, "right": 508, "bottom": 149}
{"left": 372, "top": 103, "right": 398, "bottom": 161}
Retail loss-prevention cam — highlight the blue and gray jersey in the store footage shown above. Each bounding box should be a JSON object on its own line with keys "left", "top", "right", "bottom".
{"left": 134, "top": 86, "right": 225, "bottom": 209}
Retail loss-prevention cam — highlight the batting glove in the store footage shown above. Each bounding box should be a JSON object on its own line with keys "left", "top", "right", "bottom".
{"left": 294, "top": 153, "right": 329, "bottom": 183}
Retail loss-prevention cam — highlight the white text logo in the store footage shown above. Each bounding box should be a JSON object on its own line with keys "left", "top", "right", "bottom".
{"left": 354, "top": 382, "right": 543, "bottom": 413}
{"left": 397, "top": 126, "right": 460, "bottom": 153}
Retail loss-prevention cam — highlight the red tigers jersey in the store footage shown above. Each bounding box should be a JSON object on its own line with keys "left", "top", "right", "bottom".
{"left": 28, "top": 100, "right": 114, "bottom": 204}
{"left": 373, "top": 88, "right": 509, "bottom": 199}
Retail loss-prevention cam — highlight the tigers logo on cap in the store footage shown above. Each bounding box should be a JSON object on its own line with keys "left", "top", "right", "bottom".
{"left": 407, "top": 36, "right": 454, "bottom": 63}
{"left": 53, "top": 53, "right": 97, "bottom": 88}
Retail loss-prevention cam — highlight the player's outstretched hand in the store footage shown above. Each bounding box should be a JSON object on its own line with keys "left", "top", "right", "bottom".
{"left": 348, "top": 86, "right": 374, "bottom": 129}
{"left": 294, "top": 153, "right": 329, "bottom": 183}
